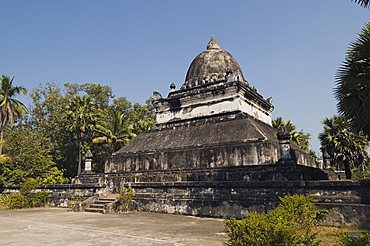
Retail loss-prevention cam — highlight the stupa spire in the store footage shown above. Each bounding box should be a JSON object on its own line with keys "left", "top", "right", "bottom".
{"left": 207, "top": 36, "right": 220, "bottom": 50}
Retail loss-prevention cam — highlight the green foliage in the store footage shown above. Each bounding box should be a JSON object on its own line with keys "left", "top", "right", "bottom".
{"left": 29, "top": 82, "right": 77, "bottom": 177}
{"left": 337, "top": 232, "right": 370, "bottom": 246}
{"left": 224, "top": 213, "right": 302, "bottom": 246}
{"left": 41, "top": 167, "right": 68, "bottom": 184}
{"left": 93, "top": 108, "right": 137, "bottom": 154}
{"left": 271, "top": 195, "right": 320, "bottom": 229}
{"left": 118, "top": 187, "right": 135, "bottom": 212}
{"left": 224, "top": 195, "right": 320, "bottom": 246}
{"left": 130, "top": 99, "right": 156, "bottom": 135}
{"left": 1, "top": 126, "right": 67, "bottom": 185}
{"left": 20, "top": 178, "right": 40, "bottom": 195}
{"left": 335, "top": 22, "right": 370, "bottom": 139}
{"left": 29, "top": 82, "right": 155, "bottom": 176}
{"left": 65, "top": 94, "right": 100, "bottom": 175}
{"left": 0, "top": 75, "right": 28, "bottom": 129}
{"left": 0, "top": 178, "right": 48, "bottom": 209}
{"left": 3, "top": 191, "right": 49, "bottom": 209}
{"left": 272, "top": 117, "right": 312, "bottom": 153}
{"left": 78, "top": 83, "right": 114, "bottom": 109}
{"left": 352, "top": 167, "right": 370, "bottom": 180}
{"left": 0, "top": 194, "right": 10, "bottom": 209}
{"left": 319, "top": 115, "right": 369, "bottom": 179}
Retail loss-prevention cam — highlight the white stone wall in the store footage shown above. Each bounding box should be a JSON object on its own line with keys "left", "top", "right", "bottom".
{"left": 156, "top": 95, "right": 272, "bottom": 126}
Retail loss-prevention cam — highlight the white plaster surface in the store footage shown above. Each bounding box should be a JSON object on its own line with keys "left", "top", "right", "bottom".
{"left": 157, "top": 96, "right": 272, "bottom": 126}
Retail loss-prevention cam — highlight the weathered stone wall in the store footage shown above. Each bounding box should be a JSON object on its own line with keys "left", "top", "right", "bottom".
{"left": 108, "top": 142, "right": 279, "bottom": 173}
{"left": 108, "top": 112, "right": 317, "bottom": 173}
{"left": 93, "top": 165, "right": 335, "bottom": 186}
{"left": 0, "top": 184, "right": 106, "bottom": 207}
{"left": 127, "top": 180, "right": 370, "bottom": 229}
{"left": 156, "top": 81, "right": 273, "bottom": 125}
{"left": 108, "top": 142, "right": 316, "bottom": 174}
{"left": 71, "top": 169, "right": 368, "bottom": 228}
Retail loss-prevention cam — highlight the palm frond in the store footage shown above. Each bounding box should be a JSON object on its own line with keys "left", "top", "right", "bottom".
{"left": 352, "top": 0, "right": 370, "bottom": 8}
{"left": 335, "top": 23, "right": 370, "bottom": 139}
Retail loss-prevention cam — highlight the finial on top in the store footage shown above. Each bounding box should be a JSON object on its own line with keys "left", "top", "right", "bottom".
{"left": 207, "top": 36, "right": 220, "bottom": 50}
{"left": 170, "top": 82, "right": 176, "bottom": 92}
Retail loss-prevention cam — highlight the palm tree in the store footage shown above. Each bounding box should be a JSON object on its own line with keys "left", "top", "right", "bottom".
{"left": 65, "top": 94, "right": 97, "bottom": 176}
{"left": 93, "top": 109, "right": 136, "bottom": 155}
{"left": 335, "top": 23, "right": 370, "bottom": 139}
{"left": 272, "top": 117, "right": 311, "bottom": 152}
{"left": 0, "top": 75, "right": 27, "bottom": 154}
{"left": 319, "top": 115, "right": 369, "bottom": 179}
{"left": 352, "top": 0, "right": 370, "bottom": 7}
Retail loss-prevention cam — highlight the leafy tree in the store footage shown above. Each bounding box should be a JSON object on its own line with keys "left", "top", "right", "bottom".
{"left": 319, "top": 115, "right": 369, "bottom": 179}
{"left": 78, "top": 83, "right": 114, "bottom": 109}
{"left": 129, "top": 99, "right": 156, "bottom": 135}
{"left": 272, "top": 117, "right": 312, "bottom": 153}
{"left": 93, "top": 108, "right": 136, "bottom": 155}
{"left": 65, "top": 94, "right": 98, "bottom": 176}
{"left": 29, "top": 82, "right": 114, "bottom": 177}
{"left": 0, "top": 75, "right": 27, "bottom": 153}
{"left": 111, "top": 96, "right": 132, "bottom": 114}
{"left": 335, "top": 23, "right": 370, "bottom": 140}
{"left": 29, "top": 82, "right": 77, "bottom": 177}
{"left": 0, "top": 126, "right": 67, "bottom": 185}
{"left": 29, "top": 82, "right": 155, "bottom": 176}
{"left": 0, "top": 141, "right": 9, "bottom": 164}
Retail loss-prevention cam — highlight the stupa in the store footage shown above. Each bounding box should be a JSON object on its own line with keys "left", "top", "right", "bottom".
{"left": 106, "top": 37, "right": 315, "bottom": 175}
{"left": 74, "top": 38, "right": 366, "bottom": 223}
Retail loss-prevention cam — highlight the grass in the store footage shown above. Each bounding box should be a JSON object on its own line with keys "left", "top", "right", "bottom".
{"left": 313, "top": 226, "right": 368, "bottom": 246}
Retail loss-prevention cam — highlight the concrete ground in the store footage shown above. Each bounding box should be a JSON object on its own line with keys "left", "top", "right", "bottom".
{"left": 0, "top": 208, "right": 226, "bottom": 246}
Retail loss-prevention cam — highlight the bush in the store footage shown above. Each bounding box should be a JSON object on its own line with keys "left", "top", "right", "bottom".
{"left": 41, "top": 167, "right": 69, "bottom": 184}
{"left": 0, "top": 194, "right": 9, "bottom": 209}
{"left": 224, "top": 212, "right": 304, "bottom": 246}
{"left": 7, "top": 194, "right": 27, "bottom": 209}
{"left": 271, "top": 194, "right": 320, "bottom": 229}
{"left": 337, "top": 232, "right": 370, "bottom": 246}
{"left": 118, "top": 187, "right": 135, "bottom": 212}
{"left": 30, "top": 190, "right": 48, "bottom": 207}
{"left": 224, "top": 194, "right": 320, "bottom": 246}
{"left": 0, "top": 178, "right": 48, "bottom": 209}
{"left": 20, "top": 178, "right": 40, "bottom": 196}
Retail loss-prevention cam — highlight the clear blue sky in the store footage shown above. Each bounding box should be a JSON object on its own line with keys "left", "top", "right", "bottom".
{"left": 1, "top": 1, "right": 369, "bottom": 152}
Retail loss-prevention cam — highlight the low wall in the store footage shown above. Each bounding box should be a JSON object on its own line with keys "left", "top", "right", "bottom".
{"left": 79, "top": 165, "right": 336, "bottom": 189}
{"left": 0, "top": 184, "right": 106, "bottom": 207}
{"left": 125, "top": 179, "right": 370, "bottom": 229}
{"left": 2, "top": 176, "right": 369, "bottom": 229}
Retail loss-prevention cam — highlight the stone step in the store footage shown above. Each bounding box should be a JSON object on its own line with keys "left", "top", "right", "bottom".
{"left": 84, "top": 197, "right": 118, "bottom": 214}
{"left": 85, "top": 207, "right": 105, "bottom": 214}
{"left": 95, "top": 199, "right": 117, "bottom": 204}
{"left": 89, "top": 204, "right": 105, "bottom": 209}
{"left": 97, "top": 198, "right": 117, "bottom": 201}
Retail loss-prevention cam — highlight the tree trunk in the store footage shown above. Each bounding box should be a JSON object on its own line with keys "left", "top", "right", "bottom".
{"left": 77, "top": 140, "right": 82, "bottom": 176}
{"left": 0, "top": 129, "right": 3, "bottom": 155}
{"left": 344, "top": 160, "right": 352, "bottom": 179}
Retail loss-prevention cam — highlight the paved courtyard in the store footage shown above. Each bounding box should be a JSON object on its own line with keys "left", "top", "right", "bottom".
{"left": 0, "top": 208, "right": 226, "bottom": 246}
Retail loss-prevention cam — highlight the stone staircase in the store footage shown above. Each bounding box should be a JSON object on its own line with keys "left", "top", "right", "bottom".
{"left": 85, "top": 197, "right": 118, "bottom": 214}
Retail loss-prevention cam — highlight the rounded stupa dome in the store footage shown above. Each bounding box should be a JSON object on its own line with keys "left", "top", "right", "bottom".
{"left": 182, "top": 36, "right": 246, "bottom": 89}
